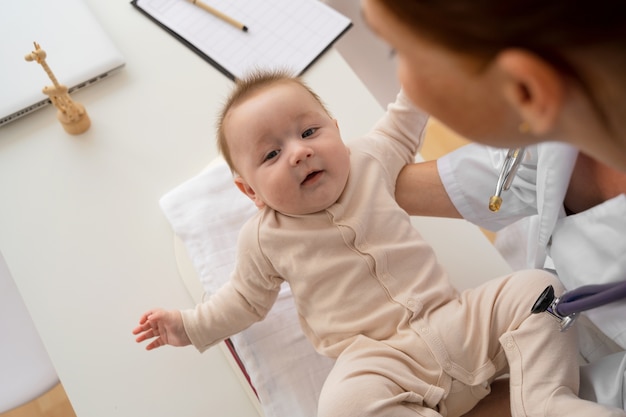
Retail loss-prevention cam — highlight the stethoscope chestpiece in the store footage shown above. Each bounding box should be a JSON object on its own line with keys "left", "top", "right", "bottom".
{"left": 531, "top": 285, "right": 555, "bottom": 314}
{"left": 530, "top": 285, "right": 578, "bottom": 331}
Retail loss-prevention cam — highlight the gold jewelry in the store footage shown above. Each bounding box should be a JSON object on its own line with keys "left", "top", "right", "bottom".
{"left": 488, "top": 147, "right": 526, "bottom": 212}
{"left": 518, "top": 121, "right": 531, "bottom": 133}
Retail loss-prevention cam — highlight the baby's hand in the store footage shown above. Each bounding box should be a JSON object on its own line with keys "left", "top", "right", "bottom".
{"left": 132, "top": 309, "right": 191, "bottom": 350}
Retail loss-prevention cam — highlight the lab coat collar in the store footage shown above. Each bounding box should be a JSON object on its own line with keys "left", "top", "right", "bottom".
{"left": 528, "top": 142, "right": 578, "bottom": 267}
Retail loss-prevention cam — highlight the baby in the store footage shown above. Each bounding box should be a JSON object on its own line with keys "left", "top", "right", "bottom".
{"left": 134, "top": 71, "right": 625, "bottom": 417}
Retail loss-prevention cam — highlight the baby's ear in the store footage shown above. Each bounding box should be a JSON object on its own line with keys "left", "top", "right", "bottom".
{"left": 234, "top": 177, "right": 266, "bottom": 209}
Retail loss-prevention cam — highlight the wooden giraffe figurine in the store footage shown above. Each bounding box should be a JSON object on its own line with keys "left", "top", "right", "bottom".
{"left": 25, "top": 42, "right": 91, "bottom": 134}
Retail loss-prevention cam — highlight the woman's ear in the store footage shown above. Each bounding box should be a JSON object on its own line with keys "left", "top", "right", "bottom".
{"left": 496, "top": 49, "right": 564, "bottom": 134}
{"left": 234, "top": 176, "right": 266, "bottom": 209}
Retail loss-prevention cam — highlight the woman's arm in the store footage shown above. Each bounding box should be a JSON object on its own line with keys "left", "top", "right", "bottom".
{"left": 395, "top": 160, "right": 462, "bottom": 218}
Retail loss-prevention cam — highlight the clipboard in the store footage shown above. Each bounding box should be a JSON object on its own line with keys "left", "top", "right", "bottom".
{"left": 131, "top": 0, "right": 352, "bottom": 80}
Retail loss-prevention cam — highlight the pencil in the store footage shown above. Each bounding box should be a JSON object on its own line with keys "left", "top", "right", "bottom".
{"left": 187, "top": 0, "right": 248, "bottom": 32}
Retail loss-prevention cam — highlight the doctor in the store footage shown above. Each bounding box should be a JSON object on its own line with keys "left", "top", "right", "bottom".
{"left": 361, "top": 0, "right": 626, "bottom": 415}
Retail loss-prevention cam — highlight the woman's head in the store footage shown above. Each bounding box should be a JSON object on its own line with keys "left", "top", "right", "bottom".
{"left": 362, "top": 0, "right": 626, "bottom": 169}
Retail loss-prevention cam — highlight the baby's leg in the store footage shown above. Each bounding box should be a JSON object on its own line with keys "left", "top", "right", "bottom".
{"left": 430, "top": 269, "right": 625, "bottom": 417}
{"left": 497, "top": 271, "right": 626, "bottom": 417}
{"left": 317, "top": 335, "right": 445, "bottom": 417}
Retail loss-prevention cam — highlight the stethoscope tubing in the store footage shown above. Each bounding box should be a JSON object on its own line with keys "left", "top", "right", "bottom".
{"left": 556, "top": 281, "right": 626, "bottom": 317}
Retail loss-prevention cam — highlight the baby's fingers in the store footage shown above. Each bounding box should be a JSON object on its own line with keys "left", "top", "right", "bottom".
{"left": 132, "top": 310, "right": 160, "bottom": 343}
{"left": 134, "top": 328, "right": 155, "bottom": 343}
{"left": 137, "top": 310, "right": 157, "bottom": 325}
{"left": 131, "top": 318, "right": 152, "bottom": 335}
{"left": 146, "top": 337, "right": 165, "bottom": 351}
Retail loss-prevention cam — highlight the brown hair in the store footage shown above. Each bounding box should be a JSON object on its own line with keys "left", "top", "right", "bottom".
{"left": 376, "top": 0, "right": 626, "bottom": 60}
{"left": 217, "top": 70, "right": 330, "bottom": 174}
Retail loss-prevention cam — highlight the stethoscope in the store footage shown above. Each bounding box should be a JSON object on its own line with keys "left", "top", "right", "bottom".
{"left": 490, "top": 147, "right": 626, "bottom": 331}
{"left": 488, "top": 147, "right": 526, "bottom": 213}
{"left": 530, "top": 280, "right": 626, "bottom": 331}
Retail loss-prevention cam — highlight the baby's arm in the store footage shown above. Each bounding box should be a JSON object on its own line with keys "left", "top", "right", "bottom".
{"left": 132, "top": 219, "right": 281, "bottom": 352}
{"left": 132, "top": 308, "right": 191, "bottom": 351}
{"left": 370, "top": 90, "right": 429, "bottom": 166}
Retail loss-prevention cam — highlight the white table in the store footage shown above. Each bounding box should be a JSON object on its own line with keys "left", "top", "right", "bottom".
{"left": 0, "top": 1, "right": 514, "bottom": 415}
{"left": 0, "top": 1, "right": 388, "bottom": 416}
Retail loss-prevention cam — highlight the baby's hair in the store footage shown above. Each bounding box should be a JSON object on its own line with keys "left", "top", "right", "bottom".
{"left": 217, "top": 69, "right": 331, "bottom": 174}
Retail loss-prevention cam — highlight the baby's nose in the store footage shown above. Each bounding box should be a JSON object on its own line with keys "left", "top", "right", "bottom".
{"left": 290, "top": 143, "right": 314, "bottom": 165}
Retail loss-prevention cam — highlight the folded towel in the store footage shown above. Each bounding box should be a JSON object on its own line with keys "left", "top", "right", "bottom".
{"left": 160, "top": 159, "right": 257, "bottom": 295}
{"left": 159, "top": 157, "right": 334, "bottom": 417}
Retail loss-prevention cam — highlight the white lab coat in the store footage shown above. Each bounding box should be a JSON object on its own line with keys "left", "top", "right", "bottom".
{"left": 437, "top": 142, "right": 626, "bottom": 409}
{"left": 438, "top": 142, "right": 626, "bottom": 350}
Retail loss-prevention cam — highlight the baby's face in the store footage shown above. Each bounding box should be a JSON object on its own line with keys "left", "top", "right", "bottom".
{"left": 226, "top": 81, "right": 350, "bottom": 215}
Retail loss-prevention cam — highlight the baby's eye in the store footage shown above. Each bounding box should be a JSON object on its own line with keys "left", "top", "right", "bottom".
{"left": 264, "top": 149, "right": 280, "bottom": 161}
{"left": 302, "top": 128, "right": 317, "bottom": 138}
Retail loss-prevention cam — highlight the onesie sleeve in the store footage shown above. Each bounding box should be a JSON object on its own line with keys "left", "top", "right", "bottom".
{"left": 180, "top": 217, "right": 283, "bottom": 352}
{"left": 365, "top": 90, "right": 430, "bottom": 180}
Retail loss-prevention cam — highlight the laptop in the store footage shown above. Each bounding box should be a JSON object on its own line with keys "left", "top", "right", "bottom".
{"left": 0, "top": 0, "right": 125, "bottom": 127}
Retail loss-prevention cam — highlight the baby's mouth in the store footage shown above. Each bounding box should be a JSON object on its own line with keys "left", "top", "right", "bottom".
{"left": 301, "top": 170, "right": 322, "bottom": 185}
